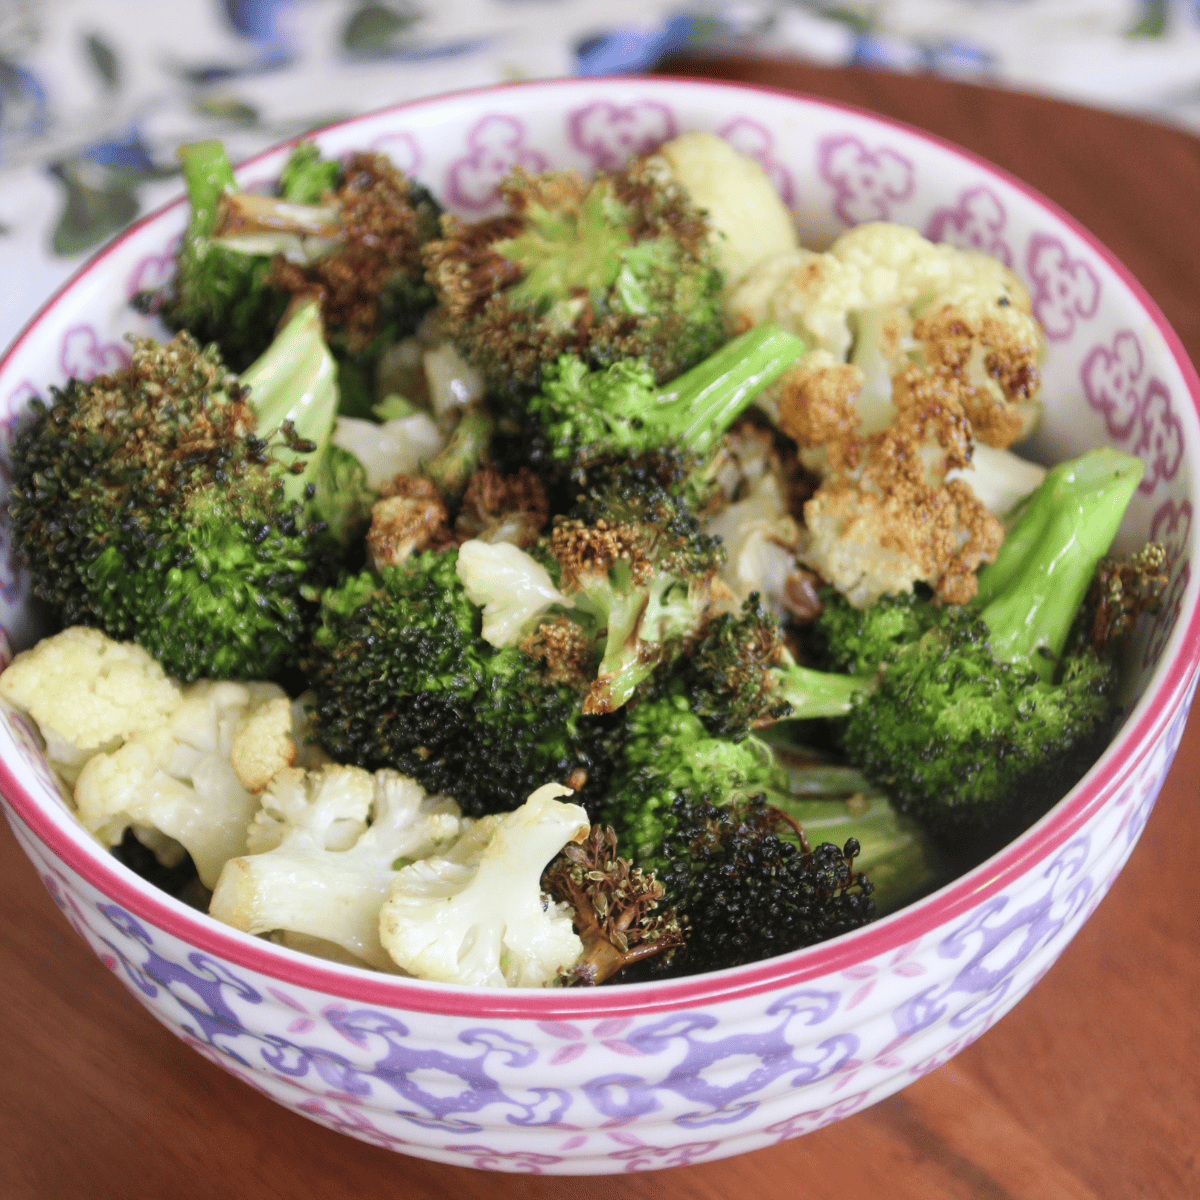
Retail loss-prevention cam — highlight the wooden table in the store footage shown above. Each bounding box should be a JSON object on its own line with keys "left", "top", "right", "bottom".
{"left": 2, "top": 58, "right": 1198, "bottom": 1199}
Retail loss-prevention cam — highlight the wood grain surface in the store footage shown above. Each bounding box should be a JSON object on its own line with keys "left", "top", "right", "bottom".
{"left": 2, "top": 57, "right": 1198, "bottom": 1199}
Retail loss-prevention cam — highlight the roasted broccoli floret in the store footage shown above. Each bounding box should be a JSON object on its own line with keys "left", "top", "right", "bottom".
{"left": 542, "top": 825, "right": 684, "bottom": 985}
{"left": 9, "top": 299, "right": 341, "bottom": 682}
{"left": 305, "top": 548, "right": 620, "bottom": 817}
{"left": 528, "top": 322, "right": 804, "bottom": 473}
{"left": 150, "top": 140, "right": 441, "bottom": 410}
{"left": 652, "top": 797, "right": 874, "bottom": 977}
{"left": 680, "top": 595, "right": 865, "bottom": 740}
{"left": 148, "top": 139, "right": 290, "bottom": 371}
{"left": 828, "top": 449, "right": 1144, "bottom": 845}
{"left": 422, "top": 160, "right": 726, "bottom": 396}
{"left": 593, "top": 687, "right": 787, "bottom": 867}
{"left": 546, "top": 467, "right": 725, "bottom": 714}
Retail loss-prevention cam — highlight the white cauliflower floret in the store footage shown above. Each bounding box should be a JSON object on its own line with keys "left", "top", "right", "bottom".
{"left": 707, "top": 472, "right": 800, "bottom": 615}
{"left": 730, "top": 222, "right": 1045, "bottom": 449}
{"left": 378, "top": 782, "right": 589, "bottom": 988}
{"left": 73, "top": 680, "right": 291, "bottom": 887}
{"left": 947, "top": 442, "right": 1049, "bottom": 518}
{"left": 456, "top": 539, "right": 572, "bottom": 648}
{"left": 332, "top": 413, "right": 445, "bottom": 490}
{"left": 649, "top": 131, "right": 798, "bottom": 290}
{"left": 209, "top": 766, "right": 461, "bottom": 970}
{"left": 0, "top": 627, "right": 181, "bottom": 780}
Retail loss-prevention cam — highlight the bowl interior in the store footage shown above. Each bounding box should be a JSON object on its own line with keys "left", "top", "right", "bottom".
{"left": 0, "top": 77, "right": 1196, "bottom": 1013}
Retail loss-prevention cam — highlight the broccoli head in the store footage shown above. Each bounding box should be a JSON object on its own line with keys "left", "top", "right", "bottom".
{"left": 422, "top": 160, "right": 726, "bottom": 395}
{"left": 528, "top": 322, "right": 805, "bottom": 473}
{"left": 9, "top": 301, "right": 341, "bottom": 682}
{"left": 305, "top": 548, "right": 621, "bottom": 817}
{"left": 542, "top": 825, "right": 683, "bottom": 985}
{"left": 547, "top": 466, "right": 725, "bottom": 714}
{"left": 150, "top": 140, "right": 441, "bottom": 409}
{"left": 834, "top": 449, "right": 1145, "bottom": 846}
{"left": 148, "top": 139, "right": 289, "bottom": 371}
{"left": 593, "top": 687, "right": 787, "bottom": 867}
{"left": 653, "top": 797, "right": 874, "bottom": 977}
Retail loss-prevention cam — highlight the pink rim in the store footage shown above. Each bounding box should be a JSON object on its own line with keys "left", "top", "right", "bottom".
{"left": 2, "top": 76, "right": 1198, "bottom": 1020}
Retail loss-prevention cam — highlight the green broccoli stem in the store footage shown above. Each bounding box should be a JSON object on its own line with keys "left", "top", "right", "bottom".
{"left": 237, "top": 297, "right": 339, "bottom": 505}
{"left": 975, "top": 449, "right": 1144, "bottom": 667}
{"left": 654, "top": 323, "right": 805, "bottom": 456}
{"left": 421, "top": 406, "right": 495, "bottom": 498}
{"left": 773, "top": 659, "right": 869, "bottom": 719}
{"left": 772, "top": 792, "right": 945, "bottom": 916}
{"left": 177, "top": 140, "right": 237, "bottom": 241}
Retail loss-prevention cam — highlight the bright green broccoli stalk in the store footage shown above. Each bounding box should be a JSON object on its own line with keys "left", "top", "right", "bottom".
{"left": 305, "top": 548, "right": 622, "bottom": 817}
{"left": 545, "top": 465, "right": 725, "bottom": 714}
{"left": 421, "top": 160, "right": 726, "bottom": 396}
{"left": 527, "top": 321, "right": 804, "bottom": 474}
{"left": 147, "top": 139, "right": 290, "bottom": 371}
{"left": 9, "top": 299, "right": 343, "bottom": 682}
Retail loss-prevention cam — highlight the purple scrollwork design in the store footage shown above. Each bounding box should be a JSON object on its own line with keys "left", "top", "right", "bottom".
{"left": 59, "top": 324, "right": 129, "bottom": 381}
{"left": 581, "top": 988, "right": 856, "bottom": 1129}
{"left": 890, "top": 836, "right": 1094, "bottom": 1048}
{"left": 817, "top": 134, "right": 914, "bottom": 226}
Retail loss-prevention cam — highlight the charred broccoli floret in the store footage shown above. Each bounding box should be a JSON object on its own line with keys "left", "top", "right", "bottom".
{"left": 148, "top": 139, "right": 290, "bottom": 371}
{"left": 150, "top": 140, "right": 441, "bottom": 410}
{"left": 543, "top": 825, "right": 683, "bottom": 985}
{"left": 9, "top": 299, "right": 341, "bottom": 682}
{"left": 681, "top": 595, "right": 866, "bottom": 740}
{"left": 305, "top": 548, "right": 620, "bottom": 817}
{"left": 422, "top": 160, "right": 726, "bottom": 396}
{"left": 593, "top": 687, "right": 787, "bottom": 866}
{"left": 653, "top": 797, "right": 874, "bottom": 977}
{"left": 528, "top": 322, "right": 804, "bottom": 473}
{"left": 546, "top": 466, "right": 725, "bottom": 714}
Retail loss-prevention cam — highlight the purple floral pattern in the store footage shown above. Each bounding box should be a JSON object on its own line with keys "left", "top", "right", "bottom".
{"left": 444, "top": 115, "right": 546, "bottom": 212}
{"left": 58, "top": 324, "right": 129, "bottom": 380}
{"left": 1083, "top": 331, "right": 1184, "bottom": 494}
{"left": 1026, "top": 233, "right": 1101, "bottom": 340}
{"left": 567, "top": 100, "right": 676, "bottom": 170}
{"left": 369, "top": 130, "right": 421, "bottom": 175}
{"left": 719, "top": 117, "right": 794, "bottom": 204}
{"left": 924, "top": 186, "right": 1011, "bottom": 264}
{"left": 817, "top": 134, "right": 914, "bottom": 225}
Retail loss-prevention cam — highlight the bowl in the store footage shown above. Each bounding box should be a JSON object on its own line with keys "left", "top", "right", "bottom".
{"left": 0, "top": 76, "right": 1197, "bottom": 1175}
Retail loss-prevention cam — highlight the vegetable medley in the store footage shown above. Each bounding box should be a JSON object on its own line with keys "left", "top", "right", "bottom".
{"left": 0, "top": 130, "right": 1167, "bottom": 987}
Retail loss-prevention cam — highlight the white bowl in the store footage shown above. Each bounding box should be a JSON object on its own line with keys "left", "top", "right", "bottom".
{"left": 0, "top": 77, "right": 1197, "bottom": 1175}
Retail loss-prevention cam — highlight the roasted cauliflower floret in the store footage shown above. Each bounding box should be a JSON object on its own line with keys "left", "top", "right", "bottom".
{"left": 647, "top": 131, "right": 798, "bottom": 290}
{"left": 209, "top": 765, "right": 461, "bottom": 970}
{"left": 731, "top": 222, "right": 1045, "bottom": 449}
{"left": 377, "top": 782, "right": 589, "bottom": 987}
{"left": 73, "top": 680, "right": 296, "bottom": 887}
{"left": 0, "top": 627, "right": 182, "bottom": 781}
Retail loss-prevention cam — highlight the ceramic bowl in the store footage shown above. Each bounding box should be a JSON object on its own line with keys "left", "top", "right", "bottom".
{"left": 0, "top": 77, "right": 1197, "bottom": 1175}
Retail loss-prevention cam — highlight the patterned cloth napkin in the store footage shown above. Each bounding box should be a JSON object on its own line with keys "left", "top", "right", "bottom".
{"left": 1, "top": 0, "right": 1197, "bottom": 351}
